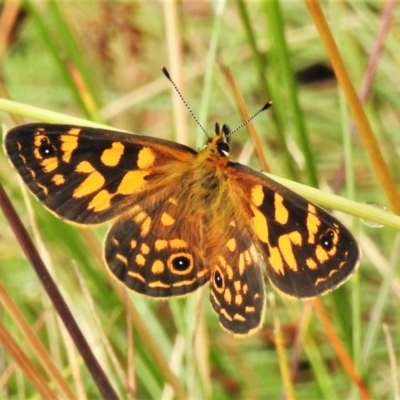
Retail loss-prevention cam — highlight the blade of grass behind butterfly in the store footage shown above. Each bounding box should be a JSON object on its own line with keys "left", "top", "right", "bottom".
{"left": 0, "top": 98, "right": 115, "bottom": 129}
{"left": 263, "top": 0, "right": 318, "bottom": 188}
{"left": 346, "top": 234, "right": 400, "bottom": 400}
{"left": 184, "top": 290, "right": 210, "bottom": 400}
{"left": 124, "top": 295, "right": 186, "bottom": 400}
{"left": 131, "top": 296, "right": 190, "bottom": 400}
{"left": 71, "top": 262, "right": 129, "bottom": 397}
{"left": 278, "top": 287, "right": 359, "bottom": 398}
{"left": 330, "top": 0, "right": 363, "bottom": 374}
{"left": 22, "top": 183, "right": 125, "bottom": 398}
{"left": 272, "top": 1, "right": 368, "bottom": 392}
{"left": 313, "top": 299, "right": 370, "bottom": 399}
{"left": 280, "top": 296, "right": 337, "bottom": 398}
{"left": 167, "top": 288, "right": 209, "bottom": 399}
{"left": 0, "top": 184, "right": 119, "bottom": 399}
{"left": 195, "top": 0, "right": 225, "bottom": 147}
{"left": 0, "top": 281, "right": 75, "bottom": 399}
{"left": 0, "top": 321, "right": 59, "bottom": 398}
{"left": 46, "top": 1, "right": 103, "bottom": 117}
{"left": 234, "top": 3, "right": 384, "bottom": 396}
{"left": 163, "top": 1, "right": 189, "bottom": 146}
{"left": 236, "top": 0, "right": 299, "bottom": 181}
{"left": 220, "top": 64, "right": 271, "bottom": 173}
{"left": 305, "top": 1, "right": 400, "bottom": 215}
{"left": 382, "top": 323, "right": 400, "bottom": 399}
{"left": 23, "top": 0, "right": 102, "bottom": 122}
{"left": 332, "top": 0, "right": 395, "bottom": 194}
{"left": 269, "top": 293, "right": 296, "bottom": 400}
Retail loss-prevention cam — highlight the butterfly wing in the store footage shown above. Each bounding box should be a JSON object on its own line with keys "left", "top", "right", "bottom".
{"left": 4, "top": 124, "right": 196, "bottom": 224}
{"left": 230, "top": 163, "right": 360, "bottom": 298}
{"left": 104, "top": 193, "right": 211, "bottom": 297}
{"left": 208, "top": 229, "right": 266, "bottom": 335}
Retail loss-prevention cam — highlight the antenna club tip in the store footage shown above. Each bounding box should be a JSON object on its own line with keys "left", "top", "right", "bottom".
{"left": 263, "top": 101, "right": 273, "bottom": 110}
{"left": 161, "top": 67, "right": 171, "bottom": 79}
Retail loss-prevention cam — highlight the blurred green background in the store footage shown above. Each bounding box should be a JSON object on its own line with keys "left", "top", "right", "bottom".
{"left": 1, "top": 1, "right": 399, "bottom": 399}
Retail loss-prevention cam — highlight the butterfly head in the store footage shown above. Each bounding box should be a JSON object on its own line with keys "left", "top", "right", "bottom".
{"left": 212, "top": 122, "right": 231, "bottom": 158}
{"left": 207, "top": 102, "right": 273, "bottom": 160}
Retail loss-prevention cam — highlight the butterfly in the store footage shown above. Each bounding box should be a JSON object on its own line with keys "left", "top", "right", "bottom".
{"left": 3, "top": 112, "right": 359, "bottom": 336}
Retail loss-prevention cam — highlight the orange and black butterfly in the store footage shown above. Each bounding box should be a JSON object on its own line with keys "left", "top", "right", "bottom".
{"left": 3, "top": 90, "right": 359, "bottom": 336}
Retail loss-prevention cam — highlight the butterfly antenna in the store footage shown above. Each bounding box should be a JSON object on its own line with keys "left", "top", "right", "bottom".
{"left": 162, "top": 67, "right": 209, "bottom": 138}
{"left": 227, "top": 101, "right": 273, "bottom": 138}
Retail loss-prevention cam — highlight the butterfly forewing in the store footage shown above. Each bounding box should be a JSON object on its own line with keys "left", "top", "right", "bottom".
{"left": 4, "top": 124, "right": 196, "bottom": 224}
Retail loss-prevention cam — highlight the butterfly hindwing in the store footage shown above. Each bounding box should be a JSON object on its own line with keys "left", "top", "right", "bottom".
{"left": 209, "top": 229, "right": 266, "bottom": 335}
{"left": 105, "top": 194, "right": 211, "bottom": 297}
{"left": 231, "top": 163, "right": 359, "bottom": 298}
{"left": 4, "top": 123, "right": 196, "bottom": 224}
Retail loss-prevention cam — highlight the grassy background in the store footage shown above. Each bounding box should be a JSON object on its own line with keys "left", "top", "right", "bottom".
{"left": 1, "top": 1, "right": 400, "bottom": 399}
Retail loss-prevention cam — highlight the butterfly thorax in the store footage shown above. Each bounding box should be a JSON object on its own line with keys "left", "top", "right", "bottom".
{"left": 188, "top": 124, "right": 235, "bottom": 203}
{"left": 164, "top": 126, "right": 248, "bottom": 263}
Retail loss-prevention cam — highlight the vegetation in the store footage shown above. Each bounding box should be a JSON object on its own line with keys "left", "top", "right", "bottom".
{"left": 0, "top": 1, "right": 399, "bottom": 399}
